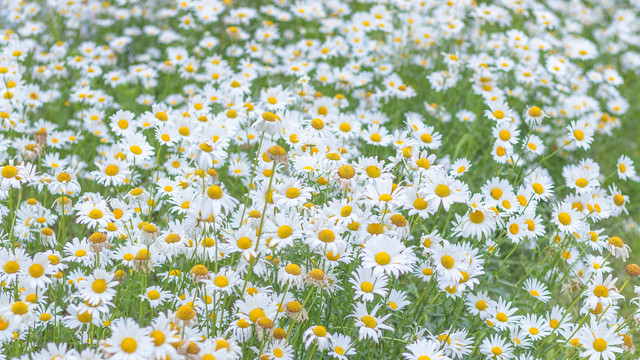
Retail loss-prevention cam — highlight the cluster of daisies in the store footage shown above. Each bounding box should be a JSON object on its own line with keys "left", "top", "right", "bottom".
{"left": 0, "top": 0, "right": 640, "bottom": 359}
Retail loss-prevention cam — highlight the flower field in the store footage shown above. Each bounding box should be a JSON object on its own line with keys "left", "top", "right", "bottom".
{"left": 1, "top": 0, "right": 640, "bottom": 359}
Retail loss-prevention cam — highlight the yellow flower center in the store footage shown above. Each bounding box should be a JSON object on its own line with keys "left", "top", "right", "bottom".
{"left": 313, "top": 326, "right": 327, "bottom": 337}
{"left": 594, "top": 285, "right": 609, "bottom": 298}
{"left": 593, "top": 338, "right": 607, "bottom": 352}
{"left": 88, "top": 209, "right": 103, "bottom": 219}
{"left": 361, "top": 315, "right": 377, "bottom": 328}
{"left": 4, "top": 261, "right": 19, "bottom": 274}
{"left": 441, "top": 255, "right": 454, "bottom": 269}
{"left": 121, "top": 337, "right": 138, "bottom": 353}
{"left": 469, "top": 210, "right": 485, "bottom": 224}
{"left": 375, "top": 252, "right": 391, "bottom": 265}
{"left": 532, "top": 183, "right": 543, "bottom": 194}
{"left": 92, "top": 279, "right": 107, "bottom": 293}
{"left": 528, "top": 106, "right": 542, "bottom": 117}
{"left": 214, "top": 276, "right": 229, "bottom": 287}
{"left": 207, "top": 185, "right": 223, "bottom": 199}
{"left": 496, "top": 312, "right": 508, "bottom": 322}
{"left": 29, "top": 264, "right": 44, "bottom": 278}
{"left": 1, "top": 165, "right": 18, "bottom": 178}
{"left": 105, "top": 165, "right": 119, "bottom": 176}
{"left": 236, "top": 237, "right": 252, "bottom": 250}
{"left": 286, "top": 188, "right": 301, "bottom": 199}
{"left": 558, "top": 212, "right": 571, "bottom": 226}
{"left": 11, "top": 301, "right": 28, "bottom": 315}
{"left": 150, "top": 330, "right": 165, "bottom": 346}
{"left": 318, "top": 229, "right": 335, "bottom": 243}
{"left": 129, "top": 145, "right": 142, "bottom": 155}
{"left": 435, "top": 184, "right": 450, "bottom": 197}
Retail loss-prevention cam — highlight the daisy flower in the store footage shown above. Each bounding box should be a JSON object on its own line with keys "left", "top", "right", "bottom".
{"left": 360, "top": 236, "right": 415, "bottom": 278}
{"left": 488, "top": 298, "right": 521, "bottom": 331}
{"left": 102, "top": 318, "right": 154, "bottom": 360}
{"left": 252, "top": 111, "right": 283, "bottom": 136}
{"left": 403, "top": 339, "right": 450, "bottom": 360}
{"left": 267, "top": 340, "right": 294, "bottom": 360}
{"left": 616, "top": 154, "right": 638, "bottom": 181}
{"left": 93, "top": 159, "right": 131, "bottom": 186}
{"left": 139, "top": 286, "right": 171, "bottom": 308}
{"left": 75, "top": 199, "right": 114, "bottom": 229}
{"left": 584, "top": 273, "right": 624, "bottom": 310}
{"left": 349, "top": 267, "right": 389, "bottom": 302}
{"left": 0, "top": 161, "right": 36, "bottom": 191}
{"left": 578, "top": 320, "right": 623, "bottom": 360}
{"left": 522, "top": 105, "right": 549, "bottom": 126}
{"left": 524, "top": 171, "right": 554, "bottom": 201}
{"left": 567, "top": 119, "right": 595, "bottom": 150}
{"left": 386, "top": 289, "right": 411, "bottom": 312}
{"left": 24, "top": 253, "right": 56, "bottom": 289}
{"left": 351, "top": 302, "right": 393, "bottom": 343}
{"left": 479, "top": 334, "right": 514, "bottom": 360}
{"left": 303, "top": 325, "right": 333, "bottom": 350}
{"left": 485, "top": 100, "right": 515, "bottom": 122}
{"left": 328, "top": 333, "right": 357, "bottom": 359}
{"left": 551, "top": 201, "right": 587, "bottom": 234}
{"left": 148, "top": 312, "right": 180, "bottom": 359}
{"left": 422, "top": 170, "right": 469, "bottom": 211}
{"left": 519, "top": 314, "right": 551, "bottom": 340}
{"left": 198, "top": 184, "right": 239, "bottom": 216}
{"left": 466, "top": 291, "right": 496, "bottom": 319}
{"left": 453, "top": 196, "right": 500, "bottom": 240}
{"left": 431, "top": 242, "right": 468, "bottom": 283}
{"left": 523, "top": 278, "right": 551, "bottom": 303}
{"left": 76, "top": 269, "right": 118, "bottom": 305}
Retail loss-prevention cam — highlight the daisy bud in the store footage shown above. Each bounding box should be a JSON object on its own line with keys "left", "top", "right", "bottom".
{"left": 621, "top": 333, "right": 635, "bottom": 352}
{"left": 285, "top": 301, "right": 309, "bottom": 321}
{"left": 206, "top": 168, "right": 219, "bottom": 182}
{"left": 226, "top": 26, "right": 242, "bottom": 39}
{"left": 257, "top": 316, "right": 275, "bottom": 329}
{"left": 337, "top": 165, "right": 355, "bottom": 179}
{"left": 114, "top": 269, "right": 126, "bottom": 283}
{"left": 89, "top": 232, "right": 110, "bottom": 252}
{"left": 140, "top": 223, "right": 159, "bottom": 245}
{"left": 133, "top": 249, "right": 153, "bottom": 272}
{"left": 389, "top": 214, "right": 407, "bottom": 228}
{"left": 267, "top": 145, "right": 288, "bottom": 164}
{"left": 175, "top": 305, "right": 197, "bottom": 326}
{"left": 306, "top": 268, "right": 329, "bottom": 287}
{"left": 190, "top": 264, "right": 209, "bottom": 281}
{"left": 34, "top": 127, "right": 47, "bottom": 145}
{"left": 272, "top": 328, "right": 287, "bottom": 341}
{"left": 181, "top": 341, "right": 200, "bottom": 356}
{"left": 625, "top": 264, "right": 640, "bottom": 277}
{"left": 262, "top": 111, "right": 280, "bottom": 123}
{"left": 607, "top": 236, "right": 631, "bottom": 261}
{"left": 589, "top": 302, "right": 603, "bottom": 315}
{"left": 21, "top": 142, "right": 42, "bottom": 160}
{"left": 40, "top": 227, "right": 55, "bottom": 246}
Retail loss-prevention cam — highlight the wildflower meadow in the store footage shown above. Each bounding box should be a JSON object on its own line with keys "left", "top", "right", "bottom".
{"left": 1, "top": 0, "right": 640, "bottom": 359}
